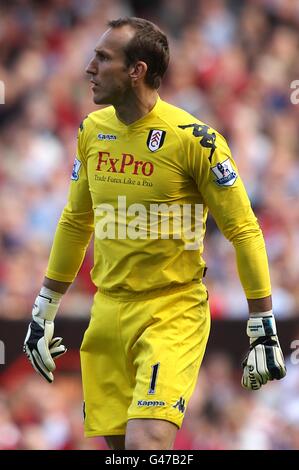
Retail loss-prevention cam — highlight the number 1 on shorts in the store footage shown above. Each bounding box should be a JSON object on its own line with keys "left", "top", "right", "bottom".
{"left": 148, "top": 362, "right": 160, "bottom": 395}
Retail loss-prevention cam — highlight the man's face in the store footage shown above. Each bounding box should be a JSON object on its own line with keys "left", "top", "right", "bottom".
{"left": 85, "top": 26, "right": 135, "bottom": 105}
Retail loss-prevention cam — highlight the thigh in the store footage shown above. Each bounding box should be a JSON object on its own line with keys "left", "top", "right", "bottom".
{"left": 125, "top": 418, "right": 177, "bottom": 450}
{"left": 80, "top": 292, "right": 133, "bottom": 437}
{"left": 125, "top": 282, "right": 211, "bottom": 429}
{"left": 104, "top": 435, "right": 126, "bottom": 450}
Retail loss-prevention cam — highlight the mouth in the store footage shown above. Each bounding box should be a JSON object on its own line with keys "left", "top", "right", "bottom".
{"left": 90, "top": 80, "right": 99, "bottom": 91}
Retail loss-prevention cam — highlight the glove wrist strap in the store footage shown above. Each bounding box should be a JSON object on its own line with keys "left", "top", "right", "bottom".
{"left": 247, "top": 310, "right": 277, "bottom": 340}
{"left": 249, "top": 309, "right": 273, "bottom": 318}
{"left": 32, "top": 287, "right": 63, "bottom": 322}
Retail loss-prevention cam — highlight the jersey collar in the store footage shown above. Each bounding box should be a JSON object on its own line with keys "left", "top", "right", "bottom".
{"left": 113, "top": 96, "right": 162, "bottom": 129}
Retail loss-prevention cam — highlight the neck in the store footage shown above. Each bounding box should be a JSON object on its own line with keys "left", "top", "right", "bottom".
{"left": 114, "top": 88, "right": 159, "bottom": 125}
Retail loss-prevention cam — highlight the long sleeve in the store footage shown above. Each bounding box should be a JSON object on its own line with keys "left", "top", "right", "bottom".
{"left": 46, "top": 121, "right": 94, "bottom": 282}
{"left": 185, "top": 126, "right": 271, "bottom": 299}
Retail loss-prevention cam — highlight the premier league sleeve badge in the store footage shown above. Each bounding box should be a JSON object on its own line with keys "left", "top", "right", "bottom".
{"left": 211, "top": 159, "right": 238, "bottom": 186}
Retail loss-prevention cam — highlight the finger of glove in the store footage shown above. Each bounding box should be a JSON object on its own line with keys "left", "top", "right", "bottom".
{"left": 32, "top": 349, "right": 54, "bottom": 383}
{"left": 24, "top": 344, "right": 54, "bottom": 383}
{"left": 241, "top": 354, "right": 256, "bottom": 390}
{"left": 50, "top": 344, "right": 67, "bottom": 359}
{"left": 49, "top": 337, "right": 63, "bottom": 349}
{"left": 36, "top": 321, "right": 56, "bottom": 371}
{"left": 49, "top": 336, "right": 67, "bottom": 359}
{"left": 276, "top": 347, "right": 287, "bottom": 379}
{"left": 250, "top": 345, "right": 270, "bottom": 384}
{"left": 24, "top": 323, "right": 32, "bottom": 345}
{"left": 241, "top": 369, "right": 251, "bottom": 389}
{"left": 266, "top": 345, "right": 287, "bottom": 380}
{"left": 241, "top": 369, "right": 250, "bottom": 389}
{"left": 37, "top": 337, "right": 56, "bottom": 371}
{"left": 242, "top": 364, "right": 262, "bottom": 390}
{"left": 242, "top": 348, "right": 266, "bottom": 390}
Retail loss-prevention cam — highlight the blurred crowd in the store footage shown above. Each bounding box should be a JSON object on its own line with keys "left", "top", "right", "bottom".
{"left": 1, "top": 0, "right": 299, "bottom": 320}
{"left": 0, "top": 353, "right": 298, "bottom": 450}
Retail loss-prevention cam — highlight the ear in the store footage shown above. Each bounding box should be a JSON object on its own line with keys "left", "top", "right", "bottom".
{"left": 129, "top": 61, "right": 148, "bottom": 85}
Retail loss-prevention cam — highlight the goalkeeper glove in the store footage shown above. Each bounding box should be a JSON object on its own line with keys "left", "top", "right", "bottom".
{"left": 23, "top": 287, "right": 67, "bottom": 383}
{"left": 242, "top": 310, "right": 286, "bottom": 390}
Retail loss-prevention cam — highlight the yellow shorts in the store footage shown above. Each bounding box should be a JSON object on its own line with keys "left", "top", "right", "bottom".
{"left": 80, "top": 281, "right": 210, "bottom": 437}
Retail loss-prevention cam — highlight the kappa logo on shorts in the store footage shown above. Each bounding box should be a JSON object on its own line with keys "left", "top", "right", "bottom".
{"left": 137, "top": 400, "right": 166, "bottom": 407}
{"left": 173, "top": 397, "right": 186, "bottom": 414}
{"left": 147, "top": 130, "right": 166, "bottom": 152}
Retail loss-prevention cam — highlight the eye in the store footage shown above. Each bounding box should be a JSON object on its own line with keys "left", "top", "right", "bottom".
{"left": 96, "top": 52, "right": 109, "bottom": 62}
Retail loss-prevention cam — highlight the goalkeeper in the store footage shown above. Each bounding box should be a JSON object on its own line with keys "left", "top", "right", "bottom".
{"left": 24, "top": 17, "right": 286, "bottom": 450}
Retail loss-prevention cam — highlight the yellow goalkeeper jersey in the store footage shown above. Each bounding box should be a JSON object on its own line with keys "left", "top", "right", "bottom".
{"left": 46, "top": 97, "right": 271, "bottom": 299}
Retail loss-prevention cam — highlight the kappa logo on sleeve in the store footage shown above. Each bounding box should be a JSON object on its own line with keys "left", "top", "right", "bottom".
{"left": 71, "top": 157, "right": 82, "bottom": 181}
{"left": 79, "top": 115, "right": 89, "bottom": 132}
{"left": 178, "top": 123, "right": 216, "bottom": 162}
{"left": 147, "top": 129, "right": 166, "bottom": 152}
{"left": 211, "top": 159, "right": 237, "bottom": 186}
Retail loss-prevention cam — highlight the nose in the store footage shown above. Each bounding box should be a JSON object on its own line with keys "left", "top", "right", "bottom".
{"left": 85, "top": 56, "right": 97, "bottom": 76}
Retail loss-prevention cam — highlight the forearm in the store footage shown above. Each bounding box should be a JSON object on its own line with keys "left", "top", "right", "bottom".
{"left": 247, "top": 295, "right": 272, "bottom": 314}
{"left": 46, "top": 214, "right": 93, "bottom": 283}
{"left": 43, "top": 277, "right": 71, "bottom": 294}
{"left": 233, "top": 229, "right": 271, "bottom": 299}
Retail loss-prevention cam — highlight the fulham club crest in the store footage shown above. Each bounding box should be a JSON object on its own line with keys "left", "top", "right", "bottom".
{"left": 147, "top": 130, "right": 166, "bottom": 152}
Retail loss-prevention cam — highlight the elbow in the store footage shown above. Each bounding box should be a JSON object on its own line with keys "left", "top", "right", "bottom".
{"left": 230, "top": 225, "right": 265, "bottom": 247}
{"left": 58, "top": 218, "right": 94, "bottom": 238}
{"left": 223, "top": 217, "right": 264, "bottom": 245}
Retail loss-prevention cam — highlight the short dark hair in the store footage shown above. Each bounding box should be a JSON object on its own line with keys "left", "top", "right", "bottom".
{"left": 107, "top": 17, "right": 169, "bottom": 89}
